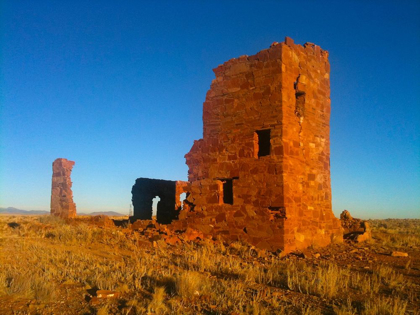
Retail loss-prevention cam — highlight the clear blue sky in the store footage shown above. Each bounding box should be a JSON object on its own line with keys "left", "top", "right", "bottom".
{"left": 1, "top": 1, "right": 419, "bottom": 219}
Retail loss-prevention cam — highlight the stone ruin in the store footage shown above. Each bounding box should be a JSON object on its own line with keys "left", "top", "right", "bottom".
{"left": 132, "top": 37, "right": 344, "bottom": 252}
{"left": 131, "top": 178, "right": 188, "bottom": 224}
{"left": 50, "top": 158, "right": 76, "bottom": 219}
{"left": 340, "top": 210, "right": 371, "bottom": 243}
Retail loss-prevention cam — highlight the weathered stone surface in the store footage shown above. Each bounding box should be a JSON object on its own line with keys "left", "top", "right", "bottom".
{"left": 340, "top": 210, "right": 371, "bottom": 242}
{"left": 180, "top": 37, "right": 343, "bottom": 252}
{"left": 50, "top": 158, "right": 76, "bottom": 219}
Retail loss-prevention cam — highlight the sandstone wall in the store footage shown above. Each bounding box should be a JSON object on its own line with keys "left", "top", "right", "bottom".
{"left": 50, "top": 158, "right": 76, "bottom": 218}
{"left": 280, "top": 38, "right": 342, "bottom": 250}
{"left": 182, "top": 37, "right": 342, "bottom": 252}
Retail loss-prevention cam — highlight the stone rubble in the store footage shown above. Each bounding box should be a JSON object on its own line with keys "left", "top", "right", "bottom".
{"left": 89, "top": 215, "right": 115, "bottom": 228}
{"left": 340, "top": 210, "right": 371, "bottom": 242}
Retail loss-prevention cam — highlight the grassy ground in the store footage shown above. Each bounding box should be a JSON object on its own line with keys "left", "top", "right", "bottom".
{"left": 0, "top": 215, "right": 419, "bottom": 314}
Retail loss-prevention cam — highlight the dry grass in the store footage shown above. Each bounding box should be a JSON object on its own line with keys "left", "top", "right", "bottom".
{"left": 0, "top": 215, "right": 419, "bottom": 314}
{"left": 369, "top": 219, "right": 420, "bottom": 247}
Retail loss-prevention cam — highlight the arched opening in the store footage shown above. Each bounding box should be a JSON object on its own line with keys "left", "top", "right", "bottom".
{"left": 152, "top": 196, "right": 161, "bottom": 219}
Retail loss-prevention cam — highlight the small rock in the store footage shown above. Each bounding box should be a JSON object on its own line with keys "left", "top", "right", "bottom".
{"left": 165, "top": 235, "right": 181, "bottom": 245}
{"left": 391, "top": 251, "right": 408, "bottom": 257}
{"left": 137, "top": 239, "right": 152, "bottom": 248}
{"left": 149, "top": 235, "right": 163, "bottom": 242}
{"left": 183, "top": 227, "right": 204, "bottom": 241}
{"left": 96, "top": 290, "right": 120, "bottom": 299}
{"left": 89, "top": 297, "right": 100, "bottom": 305}
{"left": 356, "top": 232, "right": 371, "bottom": 243}
{"left": 7, "top": 222, "right": 20, "bottom": 229}
{"left": 90, "top": 215, "right": 115, "bottom": 228}
{"left": 291, "top": 251, "right": 306, "bottom": 259}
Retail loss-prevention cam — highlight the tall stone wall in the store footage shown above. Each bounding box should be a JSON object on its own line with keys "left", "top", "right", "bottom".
{"left": 280, "top": 38, "right": 342, "bottom": 250}
{"left": 181, "top": 37, "right": 342, "bottom": 252}
{"left": 50, "top": 158, "right": 76, "bottom": 218}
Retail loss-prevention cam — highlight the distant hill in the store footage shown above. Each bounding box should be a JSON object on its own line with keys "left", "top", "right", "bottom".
{"left": 0, "top": 207, "right": 49, "bottom": 215}
{"left": 79, "top": 211, "right": 126, "bottom": 217}
{"left": 0, "top": 207, "right": 126, "bottom": 216}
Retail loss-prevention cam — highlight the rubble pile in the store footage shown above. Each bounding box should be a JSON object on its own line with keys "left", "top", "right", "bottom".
{"left": 340, "top": 210, "right": 371, "bottom": 242}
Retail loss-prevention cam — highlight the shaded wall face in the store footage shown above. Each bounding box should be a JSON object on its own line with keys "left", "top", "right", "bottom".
{"left": 184, "top": 39, "right": 343, "bottom": 252}
{"left": 131, "top": 178, "right": 188, "bottom": 224}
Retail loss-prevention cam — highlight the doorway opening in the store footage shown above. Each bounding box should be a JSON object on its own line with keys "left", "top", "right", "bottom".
{"left": 152, "top": 196, "right": 160, "bottom": 218}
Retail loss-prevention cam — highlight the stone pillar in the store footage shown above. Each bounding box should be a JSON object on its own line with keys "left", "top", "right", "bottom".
{"left": 50, "top": 158, "right": 76, "bottom": 218}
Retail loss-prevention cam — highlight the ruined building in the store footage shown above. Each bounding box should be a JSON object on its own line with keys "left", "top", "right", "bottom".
{"left": 132, "top": 37, "right": 343, "bottom": 252}
{"left": 131, "top": 178, "right": 188, "bottom": 224}
{"left": 51, "top": 158, "right": 76, "bottom": 218}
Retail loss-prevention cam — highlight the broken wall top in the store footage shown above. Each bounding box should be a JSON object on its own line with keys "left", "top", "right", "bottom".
{"left": 53, "top": 158, "right": 75, "bottom": 172}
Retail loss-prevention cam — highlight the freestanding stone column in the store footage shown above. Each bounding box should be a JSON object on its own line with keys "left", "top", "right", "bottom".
{"left": 50, "top": 158, "right": 76, "bottom": 218}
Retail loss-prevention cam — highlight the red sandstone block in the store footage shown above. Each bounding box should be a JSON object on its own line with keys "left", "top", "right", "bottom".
{"left": 256, "top": 49, "right": 269, "bottom": 62}
{"left": 285, "top": 37, "right": 294, "bottom": 46}
{"left": 213, "top": 65, "right": 225, "bottom": 76}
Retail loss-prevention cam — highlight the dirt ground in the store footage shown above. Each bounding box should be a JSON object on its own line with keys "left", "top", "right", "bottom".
{"left": 0, "top": 215, "right": 419, "bottom": 314}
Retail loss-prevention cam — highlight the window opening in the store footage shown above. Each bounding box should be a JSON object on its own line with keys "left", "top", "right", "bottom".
{"left": 216, "top": 177, "right": 237, "bottom": 205}
{"left": 223, "top": 180, "right": 233, "bottom": 205}
{"left": 254, "top": 129, "right": 271, "bottom": 158}
{"left": 219, "top": 179, "right": 233, "bottom": 205}
{"left": 179, "top": 192, "right": 187, "bottom": 210}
